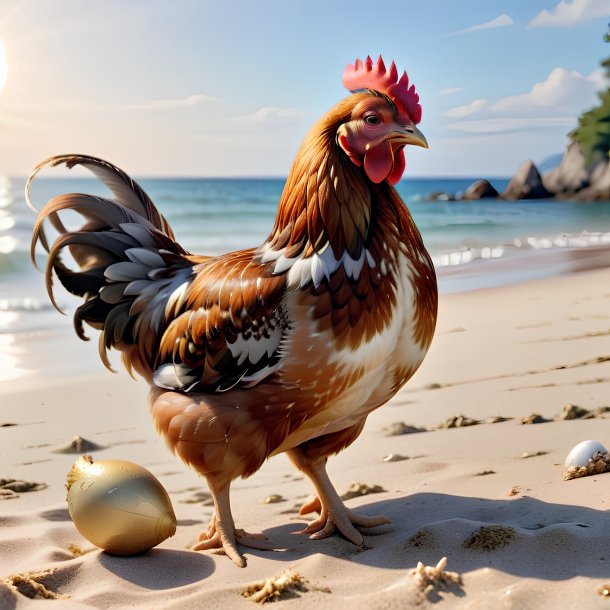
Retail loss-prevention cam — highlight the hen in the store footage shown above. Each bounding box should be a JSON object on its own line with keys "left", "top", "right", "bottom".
{"left": 28, "top": 56, "right": 437, "bottom": 567}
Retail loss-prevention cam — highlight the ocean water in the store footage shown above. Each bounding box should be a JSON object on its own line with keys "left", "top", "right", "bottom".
{"left": 2, "top": 174, "right": 610, "bottom": 340}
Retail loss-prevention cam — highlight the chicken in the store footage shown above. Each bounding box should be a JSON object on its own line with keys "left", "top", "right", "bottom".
{"left": 28, "top": 56, "right": 437, "bottom": 567}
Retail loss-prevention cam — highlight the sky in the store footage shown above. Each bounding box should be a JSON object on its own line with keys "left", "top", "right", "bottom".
{"left": 0, "top": 0, "right": 609, "bottom": 178}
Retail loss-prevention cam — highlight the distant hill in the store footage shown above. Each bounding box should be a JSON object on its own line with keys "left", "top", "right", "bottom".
{"left": 537, "top": 153, "right": 563, "bottom": 174}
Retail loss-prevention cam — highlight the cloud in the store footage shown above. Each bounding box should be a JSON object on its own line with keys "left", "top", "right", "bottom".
{"left": 232, "top": 106, "right": 304, "bottom": 124}
{"left": 443, "top": 67, "right": 606, "bottom": 133}
{"left": 140, "top": 94, "right": 220, "bottom": 110}
{"left": 448, "top": 14, "right": 514, "bottom": 36}
{"left": 20, "top": 93, "right": 221, "bottom": 113}
{"left": 447, "top": 117, "right": 577, "bottom": 134}
{"left": 491, "top": 67, "right": 605, "bottom": 114}
{"left": 529, "top": 0, "right": 610, "bottom": 28}
{"left": 444, "top": 98, "right": 490, "bottom": 118}
{"left": 438, "top": 87, "right": 464, "bottom": 96}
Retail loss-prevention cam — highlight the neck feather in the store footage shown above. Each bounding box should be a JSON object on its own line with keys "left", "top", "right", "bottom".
{"left": 263, "top": 98, "right": 373, "bottom": 261}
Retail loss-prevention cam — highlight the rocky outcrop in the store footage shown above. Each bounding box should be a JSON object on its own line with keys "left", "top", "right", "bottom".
{"left": 462, "top": 179, "right": 499, "bottom": 200}
{"left": 542, "top": 142, "right": 589, "bottom": 194}
{"left": 428, "top": 191, "right": 455, "bottom": 201}
{"left": 574, "top": 160, "right": 610, "bottom": 200}
{"left": 542, "top": 143, "right": 610, "bottom": 201}
{"left": 502, "top": 160, "right": 552, "bottom": 200}
{"left": 452, "top": 143, "right": 608, "bottom": 202}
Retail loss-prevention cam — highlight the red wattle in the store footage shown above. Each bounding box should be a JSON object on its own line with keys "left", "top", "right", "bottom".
{"left": 387, "top": 147, "right": 405, "bottom": 185}
{"left": 363, "top": 140, "right": 393, "bottom": 184}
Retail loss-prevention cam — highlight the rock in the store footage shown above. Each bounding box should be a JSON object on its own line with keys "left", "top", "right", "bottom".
{"left": 428, "top": 191, "right": 455, "bottom": 201}
{"left": 520, "top": 413, "right": 551, "bottom": 425}
{"left": 52, "top": 435, "right": 105, "bottom": 454}
{"left": 590, "top": 158, "right": 610, "bottom": 185}
{"left": 520, "top": 451, "right": 548, "bottom": 459}
{"left": 382, "top": 453, "right": 410, "bottom": 462}
{"left": 340, "top": 482, "right": 385, "bottom": 500}
{"left": 503, "top": 160, "right": 552, "bottom": 200}
{"left": 446, "top": 142, "right": 607, "bottom": 202}
{"left": 437, "top": 414, "right": 480, "bottom": 429}
{"left": 260, "top": 494, "right": 285, "bottom": 504}
{"left": 574, "top": 159, "right": 610, "bottom": 201}
{"left": 541, "top": 142, "right": 609, "bottom": 200}
{"left": 485, "top": 416, "right": 512, "bottom": 424}
{"left": 425, "top": 382, "right": 443, "bottom": 390}
{"left": 462, "top": 179, "right": 499, "bottom": 200}
{"left": 179, "top": 490, "right": 214, "bottom": 505}
{"left": 0, "top": 479, "right": 47, "bottom": 493}
{"left": 384, "top": 421, "right": 426, "bottom": 436}
{"left": 558, "top": 404, "right": 590, "bottom": 420}
{"left": 543, "top": 142, "right": 589, "bottom": 194}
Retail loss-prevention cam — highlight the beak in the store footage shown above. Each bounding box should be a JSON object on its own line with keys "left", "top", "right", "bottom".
{"left": 395, "top": 124, "right": 428, "bottom": 149}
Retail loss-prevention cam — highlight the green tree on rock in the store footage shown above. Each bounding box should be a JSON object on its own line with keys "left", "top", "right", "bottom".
{"left": 569, "top": 24, "right": 610, "bottom": 167}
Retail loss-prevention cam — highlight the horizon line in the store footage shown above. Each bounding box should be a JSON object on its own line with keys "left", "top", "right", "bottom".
{"left": 7, "top": 173, "right": 514, "bottom": 181}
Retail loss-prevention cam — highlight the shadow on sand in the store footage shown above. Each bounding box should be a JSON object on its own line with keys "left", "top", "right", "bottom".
{"left": 98, "top": 548, "right": 215, "bottom": 588}
{"left": 250, "top": 492, "right": 610, "bottom": 580}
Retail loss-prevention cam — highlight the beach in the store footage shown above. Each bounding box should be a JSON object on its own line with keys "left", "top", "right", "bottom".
{"left": 2, "top": 0, "right": 610, "bottom": 604}
{"left": 2, "top": 258, "right": 610, "bottom": 608}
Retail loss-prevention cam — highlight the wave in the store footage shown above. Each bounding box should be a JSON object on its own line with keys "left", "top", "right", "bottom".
{"left": 431, "top": 230, "right": 610, "bottom": 268}
{"left": 0, "top": 296, "right": 57, "bottom": 313}
{"left": 3, "top": 229, "right": 610, "bottom": 279}
{"left": 0, "top": 248, "right": 33, "bottom": 274}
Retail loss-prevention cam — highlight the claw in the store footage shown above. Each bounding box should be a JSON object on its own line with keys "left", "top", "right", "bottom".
{"left": 192, "top": 519, "right": 279, "bottom": 566}
{"left": 297, "top": 515, "right": 327, "bottom": 535}
{"left": 297, "top": 505, "right": 386, "bottom": 545}
{"left": 346, "top": 510, "right": 391, "bottom": 529}
{"left": 299, "top": 494, "right": 321, "bottom": 515}
{"left": 192, "top": 536, "right": 221, "bottom": 551}
{"left": 192, "top": 527, "right": 246, "bottom": 567}
{"left": 309, "top": 521, "right": 339, "bottom": 541}
{"left": 222, "top": 540, "right": 247, "bottom": 568}
{"left": 191, "top": 485, "right": 278, "bottom": 567}
{"left": 235, "top": 530, "right": 278, "bottom": 551}
{"left": 235, "top": 529, "right": 269, "bottom": 541}
{"left": 290, "top": 454, "right": 390, "bottom": 547}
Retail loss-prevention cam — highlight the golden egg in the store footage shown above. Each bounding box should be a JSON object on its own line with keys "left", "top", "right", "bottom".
{"left": 66, "top": 455, "right": 177, "bottom": 555}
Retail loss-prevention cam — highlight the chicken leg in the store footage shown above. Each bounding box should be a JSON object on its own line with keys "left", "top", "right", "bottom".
{"left": 192, "top": 480, "right": 276, "bottom": 567}
{"left": 288, "top": 441, "right": 390, "bottom": 546}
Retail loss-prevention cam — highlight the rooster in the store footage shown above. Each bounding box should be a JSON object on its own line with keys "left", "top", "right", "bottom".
{"left": 28, "top": 56, "right": 437, "bottom": 567}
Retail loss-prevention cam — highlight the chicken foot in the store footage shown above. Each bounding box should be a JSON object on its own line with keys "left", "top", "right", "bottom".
{"left": 191, "top": 482, "right": 275, "bottom": 567}
{"left": 288, "top": 450, "right": 390, "bottom": 546}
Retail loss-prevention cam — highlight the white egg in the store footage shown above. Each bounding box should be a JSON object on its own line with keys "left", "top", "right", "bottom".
{"left": 564, "top": 440, "right": 608, "bottom": 469}
{"left": 66, "top": 455, "right": 176, "bottom": 555}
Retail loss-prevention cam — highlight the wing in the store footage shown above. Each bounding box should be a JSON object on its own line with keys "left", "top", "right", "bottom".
{"left": 153, "top": 249, "right": 290, "bottom": 393}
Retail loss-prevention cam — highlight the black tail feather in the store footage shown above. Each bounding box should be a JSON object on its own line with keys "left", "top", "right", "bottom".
{"left": 28, "top": 155, "right": 195, "bottom": 378}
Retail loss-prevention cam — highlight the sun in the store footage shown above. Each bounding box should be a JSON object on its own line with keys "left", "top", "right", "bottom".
{"left": 0, "top": 39, "right": 7, "bottom": 92}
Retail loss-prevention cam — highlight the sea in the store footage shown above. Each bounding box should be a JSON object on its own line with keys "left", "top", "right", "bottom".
{"left": 2, "top": 174, "right": 610, "bottom": 348}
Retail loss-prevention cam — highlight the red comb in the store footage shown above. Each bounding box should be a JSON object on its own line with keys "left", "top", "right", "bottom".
{"left": 342, "top": 55, "right": 422, "bottom": 124}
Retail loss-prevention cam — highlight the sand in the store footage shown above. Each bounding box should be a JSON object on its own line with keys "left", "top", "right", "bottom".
{"left": 1, "top": 266, "right": 610, "bottom": 609}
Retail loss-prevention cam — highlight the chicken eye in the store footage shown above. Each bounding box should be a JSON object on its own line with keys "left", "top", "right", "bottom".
{"left": 364, "top": 114, "right": 381, "bottom": 126}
